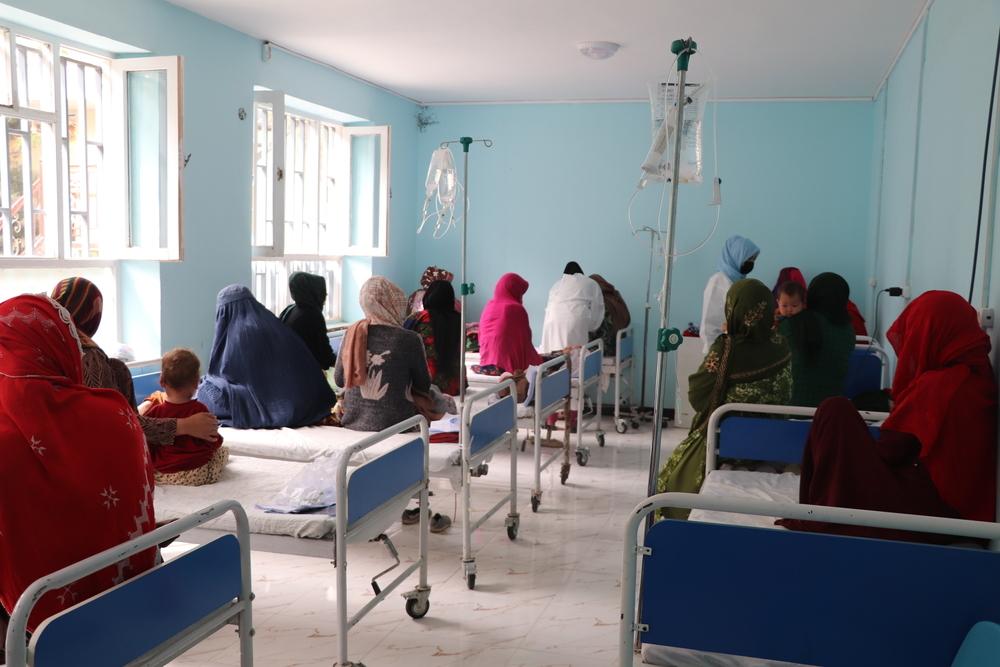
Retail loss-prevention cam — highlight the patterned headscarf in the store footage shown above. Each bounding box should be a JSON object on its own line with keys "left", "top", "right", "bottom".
{"left": 50, "top": 277, "right": 103, "bottom": 338}
{"left": 342, "top": 277, "right": 408, "bottom": 389}
{"left": 420, "top": 266, "right": 454, "bottom": 290}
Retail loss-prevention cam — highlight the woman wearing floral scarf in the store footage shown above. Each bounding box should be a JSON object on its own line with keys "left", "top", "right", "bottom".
{"left": 658, "top": 279, "right": 791, "bottom": 519}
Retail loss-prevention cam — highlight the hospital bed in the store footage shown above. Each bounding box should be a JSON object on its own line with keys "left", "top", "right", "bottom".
{"left": 620, "top": 492, "right": 1000, "bottom": 667}
{"left": 573, "top": 339, "right": 606, "bottom": 466}
{"left": 153, "top": 417, "right": 433, "bottom": 666}
{"left": 4, "top": 501, "right": 254, "bottom": 667}
{"left": 526, "top": 354, "right": 574, "bottom": 512}
{"left": 605, "top": 327, "right": 639, "bottom": 434}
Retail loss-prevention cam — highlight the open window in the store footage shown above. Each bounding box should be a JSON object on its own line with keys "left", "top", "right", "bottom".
{"left": 0, "top": 23, "right": 183, "bottom": 262}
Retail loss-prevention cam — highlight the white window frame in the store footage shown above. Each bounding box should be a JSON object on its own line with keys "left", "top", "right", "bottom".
{"left": 250, "top": 90, "right": 389, "bottom": 260}
{"left": 0, "top": 21, "right": 183, "bottom": 266}
{"left": 341, "top": 124, "right": 390, "bottom": 257}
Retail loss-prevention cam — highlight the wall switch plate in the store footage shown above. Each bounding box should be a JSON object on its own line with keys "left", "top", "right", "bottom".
{"left": 979, "top": 308, "right": 995, "bottom": 329}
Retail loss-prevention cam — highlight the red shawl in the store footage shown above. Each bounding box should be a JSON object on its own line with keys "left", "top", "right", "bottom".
{"left": 882, "top": 291, "right": 997, "bottom": 521}
{"left": 478, "top": 273, "right": 543, "bottom": 373}
{"left": 846, "top": 300, "right": 868, "bottom": 336}
{"left": 772, "top": 267, "right": 807, "bottom": 297}
{"left": 0, "top": 295, "right": 155, "bottom": 631}
{"left": 778, "top": 397, "right": 959, "bottom": 542}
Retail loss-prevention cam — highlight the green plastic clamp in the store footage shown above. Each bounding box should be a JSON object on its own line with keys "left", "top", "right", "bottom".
{"left": 670, "top": 38, "right": 698, "bottom": 72}
{"left": 461, "top": 282, "right": 475, "bottom": 296}
{"left": 459, "top": 137, "right": 473, "bottom": 153}
{"left": 657, "top": 327, "right": 683, "bottom": 352}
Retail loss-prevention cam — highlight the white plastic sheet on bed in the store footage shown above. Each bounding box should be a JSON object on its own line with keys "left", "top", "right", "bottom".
{"left": 688, "top": 470, "right": 799, "bottom": 529}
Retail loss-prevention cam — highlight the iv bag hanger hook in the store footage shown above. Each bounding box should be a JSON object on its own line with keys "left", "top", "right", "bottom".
{"left": 441, "top": 138, "right": 494, "bottom": 150}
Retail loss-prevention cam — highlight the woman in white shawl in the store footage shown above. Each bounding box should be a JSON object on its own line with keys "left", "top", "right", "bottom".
{"left": 540, "top": 261, "right": 605, "bottom": 353}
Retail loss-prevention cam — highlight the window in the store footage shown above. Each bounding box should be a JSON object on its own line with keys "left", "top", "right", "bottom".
{"left": 0, "top": 24, "right": 183, "bottom": 262}
{"left": 251, "top": 90, "right": 390, "bottom": 320}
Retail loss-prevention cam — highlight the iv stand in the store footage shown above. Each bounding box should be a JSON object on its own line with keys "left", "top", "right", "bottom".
{"left": 634, "top": 37, "right": 697, "bottom": 653}
{"left": 438, "top": 137, "right": 494, "bottom": 406}
{"left": 634, "top": 226, "right": 661, "bottom": 420}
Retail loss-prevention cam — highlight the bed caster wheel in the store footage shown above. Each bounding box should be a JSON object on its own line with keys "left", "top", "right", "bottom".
{"left": 631, "top": 420, "right": 640, "bottom": 429}
{"left": 597, "top": 432, "right": 605, "bottom": 447}
{"left": 466, "top": 573, "right": 476, "bottom": 590}
{"left": 576, "top": 450, "right": 589, "bottom": 466}
{"left": 531, "top": 495, "right": 540, "bottom": 513}
{"left": 405, "top": 597, "right": 430, "bottom": 619}
{"left": 615, "top": 420, "right": 628, "bottom": 434}
{"left": 560, "top": 463, "right": 570, "bottom": 485}
{"left": 507, "top": 524, "right": 518, "bottom": 540}
{"left": 505, "top": 515, "right": 519, "bottom": 540}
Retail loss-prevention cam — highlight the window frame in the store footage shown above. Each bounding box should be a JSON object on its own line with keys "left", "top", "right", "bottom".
{"left": 0, "top": 21, "right": 183, "bottom": 266}
{"left": 341, "top": 124, "right": 390, "bottom": 257}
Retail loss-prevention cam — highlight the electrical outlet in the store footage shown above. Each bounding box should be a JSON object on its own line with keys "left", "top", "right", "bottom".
{"left": 868, "top": 277, "right": 877, "bottom": 288}
{"left": 901, "top": 284, "right": 912, "bottom": 299}
{"left": 979, "top": 308, "right": 995, "bottom": 330}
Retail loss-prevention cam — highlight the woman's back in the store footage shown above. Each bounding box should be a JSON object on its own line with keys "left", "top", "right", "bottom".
{"left": 335, "top": 325, "right": 430, "bottom": 431}
{"left": 780, "top": 314, "right": 855, "bottom": 407}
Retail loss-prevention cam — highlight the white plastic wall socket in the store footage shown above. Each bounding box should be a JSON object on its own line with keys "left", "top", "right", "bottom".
{"left": 901, "top": 284, "right": 911, "bottom": 299}
{"left": 979, "top": 308, "right": 995, "bottom": 330}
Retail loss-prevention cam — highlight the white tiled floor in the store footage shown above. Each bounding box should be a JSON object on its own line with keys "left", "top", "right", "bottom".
{"left": 167, "top": 422, "right": 687, "bottom": 667}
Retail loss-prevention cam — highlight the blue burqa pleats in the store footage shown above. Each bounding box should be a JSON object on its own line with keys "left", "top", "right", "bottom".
{"left": 197, "top": 285, "right": 336, "bottom": 429}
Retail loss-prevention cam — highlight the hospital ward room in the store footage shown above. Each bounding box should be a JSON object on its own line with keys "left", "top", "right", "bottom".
{"left": 3, "top": 0, "right": 1000, "bottom": 665}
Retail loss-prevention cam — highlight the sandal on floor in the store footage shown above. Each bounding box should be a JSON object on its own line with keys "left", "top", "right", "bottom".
{"left": 430, "top": 513, "right": 452, "bottom": 534}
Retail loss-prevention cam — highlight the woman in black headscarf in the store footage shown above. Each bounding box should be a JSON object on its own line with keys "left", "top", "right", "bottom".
{"left": 279, "top": 272, "right": 336, "bottom": 370}
{"left": 404, "top": 280, "right": 462, "bottom": 395}
{"left": 778, "top": 272, "right": 856, "bottom": 406}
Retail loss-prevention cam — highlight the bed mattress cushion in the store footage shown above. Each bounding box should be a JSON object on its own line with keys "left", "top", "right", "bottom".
{"left": 688, "top": 470, "right": 799, "bottom": 529}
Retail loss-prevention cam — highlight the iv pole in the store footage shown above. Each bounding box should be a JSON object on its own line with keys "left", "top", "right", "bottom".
{"left": 437, "top": 137, "right": 494, "bottom": 406}
{"left": 634, "top": 37, "right": 697, "bottom": 652}
{"left": 634, "top": 226, "right": 661, "bottom": 420}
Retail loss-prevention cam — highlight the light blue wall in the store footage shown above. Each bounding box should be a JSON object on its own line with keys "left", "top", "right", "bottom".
{"left": 413, "top": 101, "right": 874, "bottom": 406}
{"left": 11, "top": 0, "right": 419, "bottom": 361}
{"left": 872, "top": 0, "right": 1000, "bottom": 362}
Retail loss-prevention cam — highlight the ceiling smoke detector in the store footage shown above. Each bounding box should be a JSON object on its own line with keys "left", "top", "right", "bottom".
{"left": 577, "top": 41, "right": 621, "bottom": 60}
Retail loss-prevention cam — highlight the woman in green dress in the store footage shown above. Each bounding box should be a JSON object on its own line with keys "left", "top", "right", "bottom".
{"left": 779, "top": 272, "right": 857, "bottom": 407}
{"left": 658, "top": 278, "right": 791, "bottom": 519}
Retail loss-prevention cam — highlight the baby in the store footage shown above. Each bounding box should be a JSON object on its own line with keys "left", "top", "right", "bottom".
{"left": 139, "top": 348, "right": 227, "bottom": 486}
{"left": 776, "top": 281, "right": 806, "bottom": 320}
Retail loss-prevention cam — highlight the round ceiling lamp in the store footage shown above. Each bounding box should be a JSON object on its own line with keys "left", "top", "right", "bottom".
{"left": 577, "top": 41, "right": 621, "bottom": 60}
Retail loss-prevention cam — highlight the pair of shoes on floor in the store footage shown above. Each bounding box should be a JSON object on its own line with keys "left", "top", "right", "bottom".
{"left": 400, "top": 508, "right": 452, "bottom": 533}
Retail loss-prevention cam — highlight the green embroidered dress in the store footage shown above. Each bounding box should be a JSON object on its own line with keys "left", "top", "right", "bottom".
{"left": 657, "top": 279, "right": 792, "bottom": 519}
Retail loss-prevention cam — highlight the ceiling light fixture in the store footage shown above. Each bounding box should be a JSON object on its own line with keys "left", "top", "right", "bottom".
{"left": 577, "top": 41, "right": 621, "bottom": 60}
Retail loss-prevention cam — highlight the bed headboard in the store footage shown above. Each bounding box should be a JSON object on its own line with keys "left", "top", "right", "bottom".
{"left": 639, "top": 518, "right": 1000, "bottom": 666}
{"left": 843, "top": 347, "right": 885, "bottom": 398}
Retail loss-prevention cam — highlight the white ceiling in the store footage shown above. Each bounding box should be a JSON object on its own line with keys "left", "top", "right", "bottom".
{"left": 168, "top": 0, "right": 929, "bottom": 104}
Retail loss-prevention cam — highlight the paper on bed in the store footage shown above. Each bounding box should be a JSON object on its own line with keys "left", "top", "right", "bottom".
{"left": 689, "top": 470, "right": 800, "bottom": 529}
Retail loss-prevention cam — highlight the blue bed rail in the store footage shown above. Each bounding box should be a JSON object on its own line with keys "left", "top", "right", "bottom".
{"left": 532, "top": 354, "right": 572, "bottom": 513}
{"left": 5, "top": 501, "right": 253, "bottom": 667}
{"left": 460, "top": 381, "right": 521, "bottom": 589}
{"left": 843, "top": 346, "right": 887, "bottom": 398}
{"left": 706, "top": 403, "right": 888, "bottom": 471}
{"left": 620, "top": 493, "right": 1000, "bottom": 667}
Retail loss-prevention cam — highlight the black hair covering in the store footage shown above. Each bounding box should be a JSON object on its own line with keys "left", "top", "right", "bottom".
{"left": 423, "top": 280, "right": 461, "bottom": 379}
{"left": 796, "top": 272, "right": 851, "bottom": 363}
{"left": 563, "top": 261, "right": 584, "bottom": 275}
{"left": 287, "top": 272, "right": 327, "bottom": 310}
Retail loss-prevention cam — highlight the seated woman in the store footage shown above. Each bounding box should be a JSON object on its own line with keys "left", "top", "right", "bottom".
{"left": 590, "top": 273, "right": 631, "bottom": 356}
{"left": 51, "top": 277, "right": 221, "bottom": 448}
{"left": 539, "top": 261, "right": 604, "bottom": 353}
{"left": 334, "top": 277, "right": 451, "bottom": 533}
{"left": 407, "top": 265, "right": 457, "bottom": 314}
{"left": 778, "top": 397, "right": 959, "bottom": 542}
{"left": 478, "top": 273, "right": 543, "bottom": 376}
{"left": 404, "top": 280, "right": 461, "bottom": 396}
{"left": 881, "top": 291, "right": 997, "bottom": 521}
{"left": 658, "top": 279, "right": 791, "bottom": 519}
{"left": 198, "top": 285, "right": 336, "bottom": 429}
{"left": 0, "top": 294, "right": 156, "bottom": 634}
{"left": 279, "top": 272, "right": 336, "bottom": 370}
{"left": 779, "top": 272, "right": 856, "bottom": 407}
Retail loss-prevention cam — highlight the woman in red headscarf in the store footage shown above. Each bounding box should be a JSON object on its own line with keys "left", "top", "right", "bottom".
{"left": 881, "top": 291, "right": 997, "bottom": 521}
{"left": 0, "top": 295, "right": 156, "bottom": 633}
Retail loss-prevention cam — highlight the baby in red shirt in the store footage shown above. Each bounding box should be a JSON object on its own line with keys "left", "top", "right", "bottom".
{"left": 138, "top": 348, "right": 227, "bottom": 486}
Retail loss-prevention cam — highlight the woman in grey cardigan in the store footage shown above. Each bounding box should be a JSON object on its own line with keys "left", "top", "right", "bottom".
{"left": 334, "top": 276, "right": 451, "bottom": 532}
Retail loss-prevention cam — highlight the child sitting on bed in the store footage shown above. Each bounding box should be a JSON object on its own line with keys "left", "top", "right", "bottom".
{"left": 139, "top": 348, "right": 228, "bottom": 486}
{"left": 775, "top": 281, "right": 806, "bottom": 321}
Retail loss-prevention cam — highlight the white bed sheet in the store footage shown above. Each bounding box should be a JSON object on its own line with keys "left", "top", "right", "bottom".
{"left": 155, "top": 456, "right": 337, "bottom": 538}
{"left": 220, "top": 425, "right": 460, "bottom": 473}
{"left": 688, "top": 470, "right": 799, "bottom": 529}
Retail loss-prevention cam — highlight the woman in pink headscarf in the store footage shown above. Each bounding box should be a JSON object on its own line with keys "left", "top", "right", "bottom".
{"left": 478, "top": 273, "right": 543, "bottom": 374}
